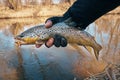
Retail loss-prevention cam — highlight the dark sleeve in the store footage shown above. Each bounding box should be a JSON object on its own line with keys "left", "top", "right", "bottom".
{"left": 63, "top": 0, "right": 120, "bottom": 29}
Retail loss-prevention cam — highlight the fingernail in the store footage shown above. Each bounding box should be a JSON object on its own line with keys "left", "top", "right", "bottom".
{"left": 46, "top": 38, "right": 54, "bottom": 48}
{"left": 45, "top": 20, "right": 52, "bottom": 28}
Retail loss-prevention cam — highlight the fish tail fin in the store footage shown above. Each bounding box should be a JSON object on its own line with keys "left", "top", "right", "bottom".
{"left": 92, "top": 43, "right": 102, "bottom": 60}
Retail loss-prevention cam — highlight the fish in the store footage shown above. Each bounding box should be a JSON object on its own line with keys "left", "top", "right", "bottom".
{"left": 15, "top": 19, "right": 102, "bottom": 60}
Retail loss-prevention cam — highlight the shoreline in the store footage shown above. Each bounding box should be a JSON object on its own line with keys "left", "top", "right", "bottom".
{"left": 0, "top": 4, "right": 119, "bottom": 19}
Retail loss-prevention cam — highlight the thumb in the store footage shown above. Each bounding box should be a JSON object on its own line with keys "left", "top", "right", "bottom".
{"left": 45, "top": 20, "right": 53, "bottom": 28}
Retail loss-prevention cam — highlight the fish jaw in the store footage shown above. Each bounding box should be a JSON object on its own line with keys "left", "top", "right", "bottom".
{"left": 14, "top": 36, "right": 40, "bottom": 46}
{"left": 15, "top": 40, "right": 27, "bottom": 46}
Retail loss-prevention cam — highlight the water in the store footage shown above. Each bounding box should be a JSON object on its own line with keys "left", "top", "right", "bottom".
{"left": 0, "top": 17, "right": 119, "bottom": 80}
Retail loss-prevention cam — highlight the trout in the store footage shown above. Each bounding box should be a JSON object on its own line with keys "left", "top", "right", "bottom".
{"left": 15, "top": 21, "right": 102, "bottom": 59}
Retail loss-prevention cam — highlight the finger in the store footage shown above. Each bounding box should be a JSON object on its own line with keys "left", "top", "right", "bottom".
{"left": 45, "top": 20, "right": 53, "bottom": 28}
{"left": 45, "top": 38, "right": 54, "bottom": 48}
{"left": 53, "top": 34, "right": 61, "bottom": 47}
{"left": 60, "top": 37, "right": 67, "bottom": 47}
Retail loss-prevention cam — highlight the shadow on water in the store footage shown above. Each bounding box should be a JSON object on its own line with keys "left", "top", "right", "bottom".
{"left": 0, "top": 17, "right": 119, "bottom": 80}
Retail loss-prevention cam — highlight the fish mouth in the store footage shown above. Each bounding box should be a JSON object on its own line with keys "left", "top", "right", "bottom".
{"left": 14, "top": 37, "right": 27, "bottom": 46}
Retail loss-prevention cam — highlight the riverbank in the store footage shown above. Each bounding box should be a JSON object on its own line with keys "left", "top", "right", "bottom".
{"left": 0, "top": 4, "right": 70, "bottom": 19}
{"left": 0, "top": 4, "right": 120, "bottom": 19}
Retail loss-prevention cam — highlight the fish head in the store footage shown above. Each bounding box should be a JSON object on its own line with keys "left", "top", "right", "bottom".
{"left": 14, "top": 25, "right": 51, "bottom": 47}
{"left": 14, "top": 31, "right": 40, "bottom": 46}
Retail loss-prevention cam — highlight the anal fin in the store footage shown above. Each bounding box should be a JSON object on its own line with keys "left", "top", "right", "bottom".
{"left": 70, "top": 44, "right": 89, "bottom": 57}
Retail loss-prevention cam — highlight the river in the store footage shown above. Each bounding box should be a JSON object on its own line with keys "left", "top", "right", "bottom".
{"left": 0, "top": 17, "right": 119, "bottom": 80}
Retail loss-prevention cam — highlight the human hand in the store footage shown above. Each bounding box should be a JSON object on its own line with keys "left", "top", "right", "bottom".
{"left": 36, "top": 17, "right": 67, "bottom": 48}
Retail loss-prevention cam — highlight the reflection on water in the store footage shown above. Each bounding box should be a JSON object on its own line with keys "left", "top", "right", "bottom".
{"left": 0, "top": 17, "right": 119, "bottom": 80}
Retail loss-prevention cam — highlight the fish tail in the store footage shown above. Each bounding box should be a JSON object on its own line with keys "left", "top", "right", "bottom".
{"left": 92, "top": 42, "right": 102, "bottom": 60}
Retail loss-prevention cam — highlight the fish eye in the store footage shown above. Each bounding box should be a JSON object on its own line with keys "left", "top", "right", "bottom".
{"left": 19, "top": 35, "right": 24, "bottom": 38}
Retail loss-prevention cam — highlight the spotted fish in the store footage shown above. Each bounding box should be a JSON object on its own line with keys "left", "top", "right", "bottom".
{"left": 15, "top": 20, "right": 102, "bottom": 59}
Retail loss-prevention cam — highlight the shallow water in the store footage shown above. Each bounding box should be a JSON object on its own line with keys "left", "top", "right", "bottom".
{"left": 0, "top": 17, "right": 119, "bottom": 80}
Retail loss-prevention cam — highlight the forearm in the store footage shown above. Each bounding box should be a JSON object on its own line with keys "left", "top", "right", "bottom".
{"left": 63, "top": 0, "right": 120, "bottom": 29}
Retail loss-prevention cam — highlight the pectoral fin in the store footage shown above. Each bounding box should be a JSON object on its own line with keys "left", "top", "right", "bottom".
{"left": 35, "top": 39, "right": 44, "bottom": 48}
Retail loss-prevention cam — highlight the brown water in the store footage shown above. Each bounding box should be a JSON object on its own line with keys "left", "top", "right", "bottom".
{"left": 0, "top": 17, "right": 119, "bottom": 80}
